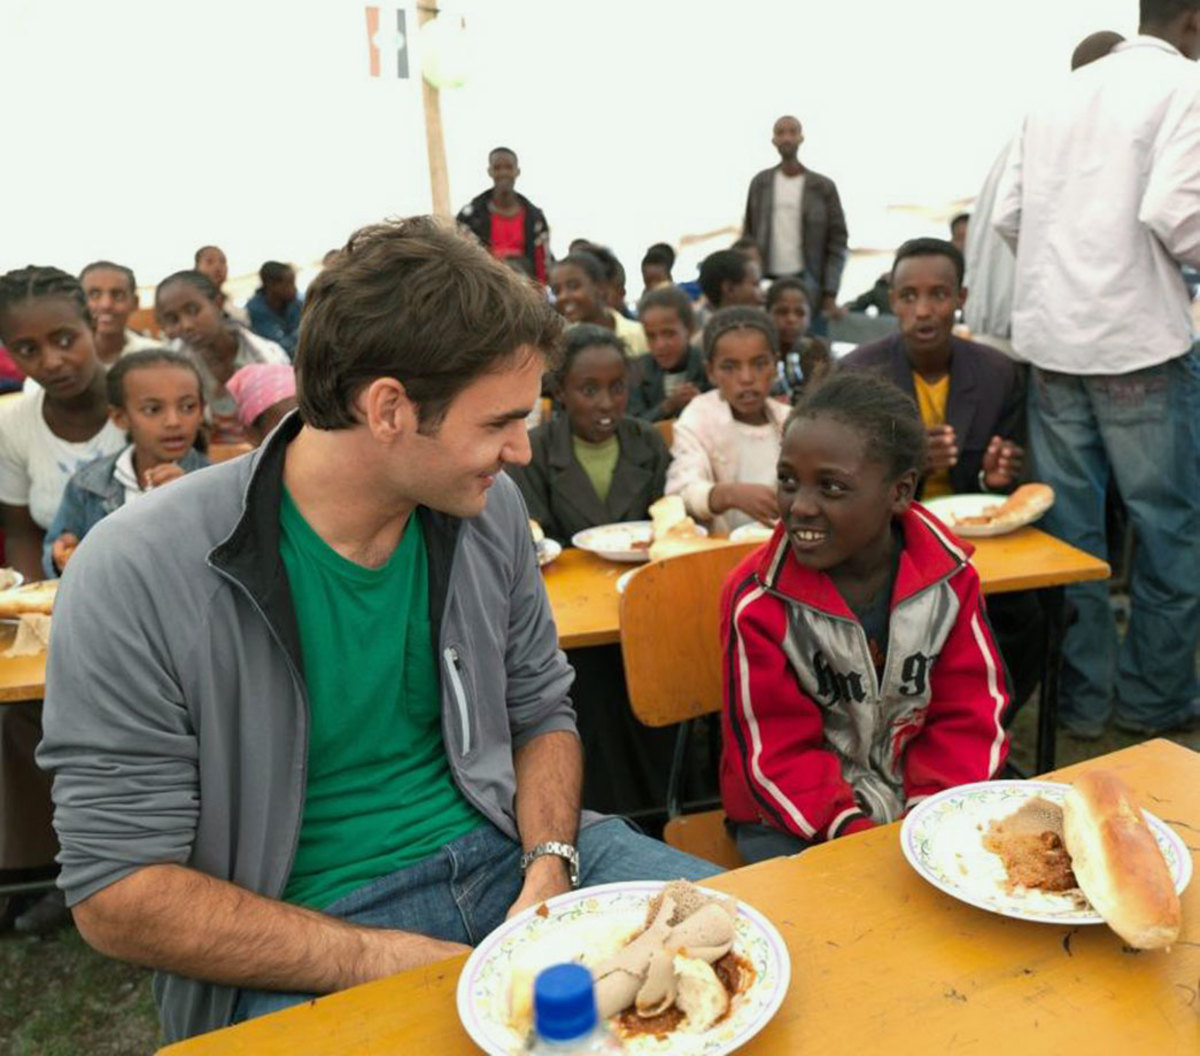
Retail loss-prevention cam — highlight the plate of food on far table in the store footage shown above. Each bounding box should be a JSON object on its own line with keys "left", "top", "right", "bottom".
{"left": 456, "top": 879, "right": 790, "bottom": 1056}
{"left": 922, "top": 483, "right": 1055, "bottom": 537}
{"left": 901, "top": 774, "right": 1190, "bottom": 947}
{"left": 575, "top": 497, "right": 710, "bottom": 565}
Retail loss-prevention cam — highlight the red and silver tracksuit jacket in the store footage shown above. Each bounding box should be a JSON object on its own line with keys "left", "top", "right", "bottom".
{"left": 720, "top": 504, "right": 1010, "bottom": 844}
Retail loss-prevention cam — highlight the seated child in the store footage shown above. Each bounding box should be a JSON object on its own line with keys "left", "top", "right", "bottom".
{"left": 665, "top": 307, "right": 790, "bottom": 534}
{"left": 43, "top": 349, "right": 209, "bottom": 576}
{"left": 628, "top": 286, "right": 710, "bottom": 421}
{"left": 155, "top": 270, "right": 289, "bottom": 445}
{"left": 720, "top": 371, "right": 1010, "bottom": 863}
{"left": 550, "top": 252, "right": 649, "bottom": 356}
{"left": 766, "top": 277, "right": 833, "bottom": 401}
{"left": 640, "top": 243, "right": 675, "bottom": 294}
{"left": 508, "top": 324, "right": 670, "bottom": 545}
{"left": 695, "top": 250, "right": 764, "bottom": 330}
{"left": 225, "top": 362, "right": 298, "bottom": 446}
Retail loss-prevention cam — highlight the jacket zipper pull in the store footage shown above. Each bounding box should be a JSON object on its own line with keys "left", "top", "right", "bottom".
{"left": 443, "top": 646, "right": 472, "bottom": 755}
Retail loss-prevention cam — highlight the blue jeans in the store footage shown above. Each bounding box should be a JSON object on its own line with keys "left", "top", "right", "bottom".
{"left": 732, "top": 822, "right": 813, "bottom": 864}
{"left": 232, "top": 819, "right": 720, "bottom": 1024}
{"left": 1028, "top": 351, "right": 1200, "bottom": 734}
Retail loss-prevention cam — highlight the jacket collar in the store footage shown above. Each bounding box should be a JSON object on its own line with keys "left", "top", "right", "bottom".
{"left": 754, "top": 503, "right": 973, "bottom": 619}
{"left": 206, "top": 413, "right": 463, "bottom": 674}
{"left": 71, "top": 446, "right": 209, "bottom": 501}
{"left": 881, "top": 333, "right": 981, "bottom": 444}
{"left": 544, "top": 415, "right": 658, "bottom": 525}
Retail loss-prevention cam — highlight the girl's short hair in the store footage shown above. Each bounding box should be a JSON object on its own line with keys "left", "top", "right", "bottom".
{"left": 786, "top": 370, "right": 928, "bottom": 480}
{"left": 0, "top": 266, "right": 90, "bottom": 328}
{"left": 155, "top": 269, "right": 222, "bottom": 306}
{"left": 636, "top": 285, "right": 696, "bottom": 332}
{"left": 701, "top": 306, "right": 779, "bottom": 362}
{"left": 106, "top": 348, "right": 205, "bottom": 408}
{"left": 552, "top": 324, "right": 628, "bottom": 390}
{"left": 765, "top": 276, "right": 811, "bottom": 311}
{"left": 552, "top": 251, "right": 606, "bottom": 286}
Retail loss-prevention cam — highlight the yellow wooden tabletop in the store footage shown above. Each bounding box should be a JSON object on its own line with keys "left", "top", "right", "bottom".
{"left": 0, "top": 527, "right": 1112, "bottom": 703}
{"left": 0, "top": 623, "right": 49, "bottom": 704}
{"left": 549, "top": 527, "right": 1110, "bottom": 650}
{"left": 160, "top": 738, "right": 1198, "bottom": 1055}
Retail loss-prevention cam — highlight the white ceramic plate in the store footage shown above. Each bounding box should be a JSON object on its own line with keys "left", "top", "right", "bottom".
{"left": 573, "top": 522, "right": 708, "bottom": 564}
{"left": 922, "top": 493, "right": 1049, "bottom": 537}
{"left": 456, "top": 881, "right": 791, "bottom": 1056}
{"left": 729, "top": 523, "right": 776, "bottom": 544}
{"left": 535, "top": 538, "right": 562, "bottom": 568}
{"left": 900, "top": 780, "right": 1192, "bottom": 924}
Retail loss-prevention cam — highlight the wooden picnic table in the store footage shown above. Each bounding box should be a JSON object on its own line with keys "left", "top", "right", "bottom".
{"left": 159, "top": 737, "right": 1200, "bottom": 1055}
{"left": 547, "top": 525, "right": 1110, "bottom": 650}
{"left": 0, "top": 526, "right": 1110, "bottom": 708}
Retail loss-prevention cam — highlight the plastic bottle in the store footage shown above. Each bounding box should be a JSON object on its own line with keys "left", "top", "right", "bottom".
{"left": 527, "top": 963, "right": 622, "bottom": 1054}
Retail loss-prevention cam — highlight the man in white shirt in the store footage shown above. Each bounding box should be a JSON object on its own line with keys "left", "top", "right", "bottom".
{"left": 742, "top": 115, "right": 848, "bottom": 334}
{"left": 993, "top": 0, "right": 1200, "bottom": 739}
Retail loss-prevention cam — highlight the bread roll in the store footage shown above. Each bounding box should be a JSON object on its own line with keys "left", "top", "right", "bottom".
{"left": 1062, "top": 771, "right": 1181, "bottom": 949}
{"left": 0, "top": 581, "right": 57, "bottom": 618}
{"left": 954, "top": 483, "right": 1055, "bottom": 530}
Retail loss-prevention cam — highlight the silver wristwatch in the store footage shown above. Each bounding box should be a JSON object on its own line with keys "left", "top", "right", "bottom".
{"left": 520, "top": 841, "right": 580, "bottom": 888}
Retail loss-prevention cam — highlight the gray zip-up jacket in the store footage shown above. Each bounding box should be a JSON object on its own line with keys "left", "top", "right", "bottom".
{"left": 37, "top": 413, "right": 586, "bottom": 1043}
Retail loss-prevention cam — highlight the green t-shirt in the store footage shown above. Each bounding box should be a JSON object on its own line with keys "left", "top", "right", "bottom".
{"left": 572, "top": 434, "right": 620, "bottom": 503}
{"left": 280, "top": 491, "right": 483, "bottom": 909}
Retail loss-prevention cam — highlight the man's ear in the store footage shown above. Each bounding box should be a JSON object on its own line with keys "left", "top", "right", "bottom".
{"left": 957, "top": 284, "right": 969, "bottom": 312}
{"left": 892, "top": 468, "right": 920, "bottom": 513}
{"left": 359, "top": 377, "right": 416, "bottom": 441}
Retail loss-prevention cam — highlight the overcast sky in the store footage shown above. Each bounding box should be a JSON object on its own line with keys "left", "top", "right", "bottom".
{"left": 2, "top": 0, "right": 1144, "bottom": 296}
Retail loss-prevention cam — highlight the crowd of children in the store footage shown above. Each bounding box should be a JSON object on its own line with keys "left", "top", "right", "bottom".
{"left": 0, "top": 207, "right": 1124, "bottom": 923}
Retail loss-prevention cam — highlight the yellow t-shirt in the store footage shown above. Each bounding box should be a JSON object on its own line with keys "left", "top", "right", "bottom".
{"left": 911, "top": 372, "right": 953, "bottom": 499}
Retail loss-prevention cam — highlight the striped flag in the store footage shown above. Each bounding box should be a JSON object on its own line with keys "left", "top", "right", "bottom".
{"left": 365, "top": 6, "right": 409, "bottom": 79}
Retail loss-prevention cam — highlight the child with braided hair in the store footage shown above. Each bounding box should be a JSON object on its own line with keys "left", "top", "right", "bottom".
{"left": 0, "top": 265, "right": 126, "bottom": 933}
{"left": 155, "top": 270, "right": 290, "bottom": 445}
{"left": 0, "top": 266, "right": 125, "bottom": 580}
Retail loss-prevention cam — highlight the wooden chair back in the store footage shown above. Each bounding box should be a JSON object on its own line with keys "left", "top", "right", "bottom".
{"left": 619, "top": 541, "right": 762, "bottom": 727}
{"left": 653, "top": 418, "right": 674, "bottom": 449}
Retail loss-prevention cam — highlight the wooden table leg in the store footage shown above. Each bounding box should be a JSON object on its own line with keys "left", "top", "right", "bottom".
{"left": 1037, "top": 586, "right": 1066, "bottom": 773}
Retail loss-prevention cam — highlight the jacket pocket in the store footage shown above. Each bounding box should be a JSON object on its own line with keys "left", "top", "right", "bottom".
{"left": 442, "top": 646, "right": 473, "bottom": 756}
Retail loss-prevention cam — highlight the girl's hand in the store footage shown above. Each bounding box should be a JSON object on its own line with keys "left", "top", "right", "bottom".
{"left": 52, "top": 533, "right": 79, "bottom": 573}
{"left": 711, "top": 483, "right": 779, "bottom": 525}
{"left": 982, "top": 435, "right": 1024, "bottom": 490}
{"left": 143, "top": 463, "right": 185, "bottom": 490}
{"left": 926, "top": 425, "right": 958, "bottom": 472}
{"left": 662, "top": 383, "right": 700, "bottom": 415}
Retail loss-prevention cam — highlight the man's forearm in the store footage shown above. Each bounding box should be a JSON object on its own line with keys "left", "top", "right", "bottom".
{"left": 512, "top": 730, "right": 582, "bottom": 850}
{"left": 73, "top": 863, "right": 465, "bottom": 993}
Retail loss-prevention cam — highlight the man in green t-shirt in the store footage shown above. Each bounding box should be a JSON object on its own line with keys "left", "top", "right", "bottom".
{"left": 42, "top": 217, "right": 718, "bottom": 1043}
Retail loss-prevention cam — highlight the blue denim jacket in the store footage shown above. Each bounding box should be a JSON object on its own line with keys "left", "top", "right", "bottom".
{"left": 42, "top": 447, "right": 210, "bottom": 577}
{"left": 245, "top": 290, "right": 302, "bottom": 359}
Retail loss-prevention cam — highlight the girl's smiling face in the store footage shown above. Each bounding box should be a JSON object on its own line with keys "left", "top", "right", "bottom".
{"left": 776, "top": 412, "right": 916, "bottom": 575}
{"left": 155, "top": 280, "right": 225, "bottom": 348}
{"left": 560, "top": 343, "right": 628, "bottom": 444}
{"left": 550, "top": 263, "right": 605, "bottom": 325}
{"left": 0, "top": 297, "right": 100, "bottom": 399}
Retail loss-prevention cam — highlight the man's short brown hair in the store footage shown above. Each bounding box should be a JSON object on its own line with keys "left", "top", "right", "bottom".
{"left": 297, "top": 216, "right": 563, "bottom": 432}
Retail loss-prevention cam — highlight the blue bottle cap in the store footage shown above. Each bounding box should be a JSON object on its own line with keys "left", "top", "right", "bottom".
{"left": 533, "top": 963, "right": 598, "bottom": 1042}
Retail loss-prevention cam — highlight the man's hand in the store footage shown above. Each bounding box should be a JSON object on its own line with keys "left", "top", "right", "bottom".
{"left": 51, "top": 533, "right": 79, "bottom": 573}
{"left": 926, "top": 425, "right": 958, "bottom": 473}
{"left": 661, "top": 383, "right": 700, "bottom": 417}
{"left": 821, "top": 295, "right": 846, "bottom": 322}
{"left": 143, "top": 463, "right": 185, "bottom": 489}
{"left": 505, "top": 855, "right": 571, "bottom": 921}
{"left": 711, "top": 483, "right": 779, "bottom": 525}
{"left": 982, "top": 435, "right": 1024, "bottom": 490}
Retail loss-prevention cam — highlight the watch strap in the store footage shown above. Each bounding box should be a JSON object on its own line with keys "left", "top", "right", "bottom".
{"left": 520, "top": 841, "right": 580, "bottom": 887}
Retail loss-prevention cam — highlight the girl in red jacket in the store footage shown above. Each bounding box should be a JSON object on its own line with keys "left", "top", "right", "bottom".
{"left": 720, "top": 371, "right": 1010, "bottom": 863}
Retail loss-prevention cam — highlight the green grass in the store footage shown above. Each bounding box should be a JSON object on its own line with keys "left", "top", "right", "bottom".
{"left": 0, "top": 927, "right": 159, "bottom": 1055}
